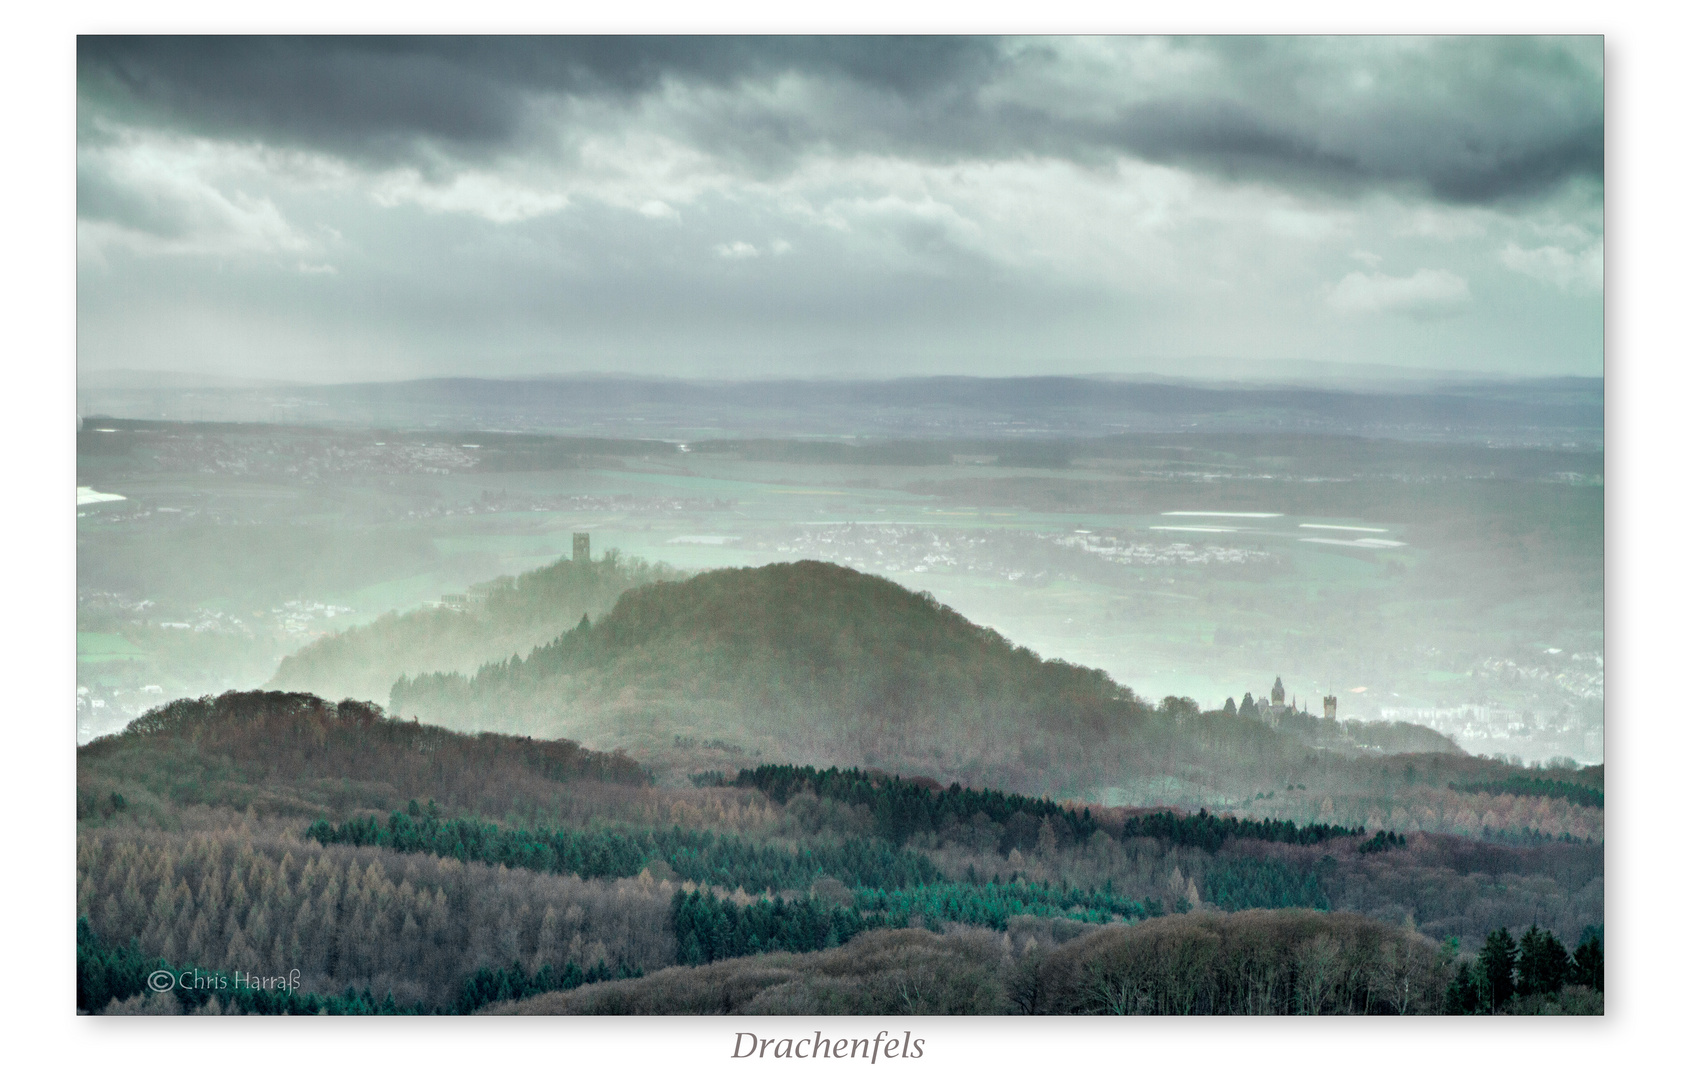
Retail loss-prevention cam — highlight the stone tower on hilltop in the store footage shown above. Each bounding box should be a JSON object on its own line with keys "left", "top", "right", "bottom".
{"left": 573, "top": 532, "right": 590, "bottom": 563}
{"left": 1323, "top": 695, "right": 1338, "bottom": 721}
{"left": 1271, "top": 676, "right": 1286, "bottom": 706}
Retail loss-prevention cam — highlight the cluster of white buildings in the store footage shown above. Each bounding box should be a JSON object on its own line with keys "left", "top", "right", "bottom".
{"left": 1054, "top": 530, "right": 1274, "bottom": 566}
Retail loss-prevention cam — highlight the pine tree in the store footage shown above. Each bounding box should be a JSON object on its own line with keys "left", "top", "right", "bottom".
{"left": 1517, "top": 924, "right": 1570, "bottom": 997}
{"left": 1477, "top": 927, "right": 1518, "bottom": 1011}
{"left": 1569, "top": 929, "right": 1604, "bottom": 992}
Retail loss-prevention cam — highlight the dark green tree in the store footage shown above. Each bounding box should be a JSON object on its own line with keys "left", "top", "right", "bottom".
{"left": 1443, "top": 961, "right": 1483, "bottom": 1015}
{"left": 1516, "top": 924, "right": 1570, "bottom": 997}
{"left": 1569, "top": 927, "right": 1603, "bottom": 992}
{"left": 1477, "top": 927, "right": 1518, "bottom": 1011}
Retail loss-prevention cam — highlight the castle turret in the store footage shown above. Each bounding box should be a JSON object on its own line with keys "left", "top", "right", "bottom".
{"left": 1323, "top": 695, "right": 1338, "bottom": 721}
{"left": 1271, "top": 676, "right": 1286, "bottom": 706}
{"left": 573, "top": 532, "right": 590, "bottom": 563}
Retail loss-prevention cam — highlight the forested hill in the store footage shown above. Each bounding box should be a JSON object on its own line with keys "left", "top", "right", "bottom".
{"left": 390, "top": 560, "right": 1308, "bottom": 796}
{"left": 268, "top": 551, "right": 684, "bottom": 703}
{"left": 78, "top": 690, "right": 647, "bottom": 822}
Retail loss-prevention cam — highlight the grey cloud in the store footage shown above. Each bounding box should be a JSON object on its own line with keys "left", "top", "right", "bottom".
{"left": 79, "top": 36, "right": 1602, "bottom": 206}
{"left": 77, "top": 158, "right": 192, "bottom": 238}
{"left": 76, "top": 36, "right": 1005, "bottom": 166}
{"left": 80, "top": 37, "right": 535, "bottom": 164}
{"left": 73, "top": 36, "right": 1604, "bottom": 384}
{"left": 1090, "top": 36, "right": 1603, "bottom": 203}
{"left": 1083, "top": 95, "right": 1601, "bottom": 204}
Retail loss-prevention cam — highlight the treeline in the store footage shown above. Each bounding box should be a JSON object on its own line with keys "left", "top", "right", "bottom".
{"left": 1358, "top": 830, "right": 1408, "bottom": 854}
{"left": 1112, "top": 808, "right": 1359, "bottom": 852}
{"left": 78, "top": 917, "right": 640, "bottom": 1015}
{"left": 1443, "top": 925, "right": 1604, "bottom": 1014}
{"left": 271, "top": 550, "right": 683, "bottom": 703}
{"left": 733, "top": 764, "right": 1367, "bottom": 859}
{"left": 852, "top": 880, "right": 1147, "bottom": 932}
{"left": 1230, "top": 781, "right": 1603, "bottom": 845}
{"left": 672, "top": 889, "right": 887, "bottom": 965}
{"left": 730, "top": 765, "right": 1099, "bottom": 848}
{"left": 305, "top": 806, "right": 942, "bottom": 893}
{"left": 1450, "top": 776, "right": 1604, "bottom": 809}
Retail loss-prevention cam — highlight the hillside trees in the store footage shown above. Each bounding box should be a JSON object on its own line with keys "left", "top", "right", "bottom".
{"left": 1571, "top": 928, "right": 1604, "bottom": 992}
{"left": 731, "top": 765, "right": 1099, "bottom": 848}
{"left": 77, "top": 691, "right": 647, "bottom": 824}
{"left": 1111, "top": 808, "right": 1359, "bottom": 852}
{"left": 1443, "top": 924, "right": 1603, "bottom": 1013}
{"left": 1479, "top": 927, "right": 1519, "bottom": 1010}
{"left": 1000, "top": 909, "right": 1450, "bottom": 1015}
{"left": 77, "top": 823, "right": 677, "bottom": 1009}
{"left": 270, "top": 551, "right": 683, "bottom": 702}
{"left": 388, "top": 561, "right": 1161, "bottom": 792}
{"left": 304, "top": 809, "right": 942, "bottom": 892}
{"left": 368, "top": 559, "right": 1606, "bottom": 818}
{"left": 1516, "top": 924, "right": 1572, "bottom": 996}
{"left": 78, "top": 916, "right": 641, "bottom": 1015}
{"left": 1450, "top": 776, "right": 1603, "bottom": 808}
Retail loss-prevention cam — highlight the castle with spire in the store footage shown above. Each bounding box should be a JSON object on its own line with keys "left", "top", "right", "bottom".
{"left": 1244, "top": 676, "right": 1336, "bottom": 728}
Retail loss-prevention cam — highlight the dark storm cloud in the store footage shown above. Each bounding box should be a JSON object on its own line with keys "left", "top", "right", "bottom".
{"left": 76, "top": 36, "right": 1005, "bottom": 165}
{"left": 1086, "top": 96, "right": 1602, "bottom": 204}
{"left": 78, "top": 35, "right": 1602, "bottom": 206}
{"left": 81, "top": 36, "right": 545, "bottom": 162}
{"left": 1091, "top": 36, "right": 1603, "bottom": 204}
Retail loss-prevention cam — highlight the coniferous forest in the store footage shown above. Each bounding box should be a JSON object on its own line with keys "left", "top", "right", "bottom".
{"left": 78, "top": 571, "right": 1604, "bottom": 1017}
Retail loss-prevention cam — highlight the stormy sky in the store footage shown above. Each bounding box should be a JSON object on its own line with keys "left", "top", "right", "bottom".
{"left": 76, "top": 36, "right": 1605, "bottom": 383}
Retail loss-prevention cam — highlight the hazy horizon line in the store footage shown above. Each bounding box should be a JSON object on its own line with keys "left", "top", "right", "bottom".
{"left": 77, "top": 365, "right": 1605, "bottom": 394}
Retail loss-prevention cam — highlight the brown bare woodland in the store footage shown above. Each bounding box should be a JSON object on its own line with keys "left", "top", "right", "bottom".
{"left": 489, "top": 909, "right": 1449, "bottom": 1015}
{"left": 78, "top": 817, "right": 676, "bottom": 1009}
{"left": 1026, "top": 909, "right": 1446, "bottom": 1014}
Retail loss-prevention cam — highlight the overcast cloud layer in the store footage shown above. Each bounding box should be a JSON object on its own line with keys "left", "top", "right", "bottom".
{"left": 77, "top": 36, "right": 1604, "bottom": 382}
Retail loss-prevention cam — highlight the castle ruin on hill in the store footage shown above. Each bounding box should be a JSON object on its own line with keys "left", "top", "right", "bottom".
{"left": 1239, "top": 676, "right": 1336, "bottom": 728}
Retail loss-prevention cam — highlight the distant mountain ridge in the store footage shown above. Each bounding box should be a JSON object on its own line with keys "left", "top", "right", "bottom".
{"left": 76, "top": 373, "right": 1603, "bottom": 443}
